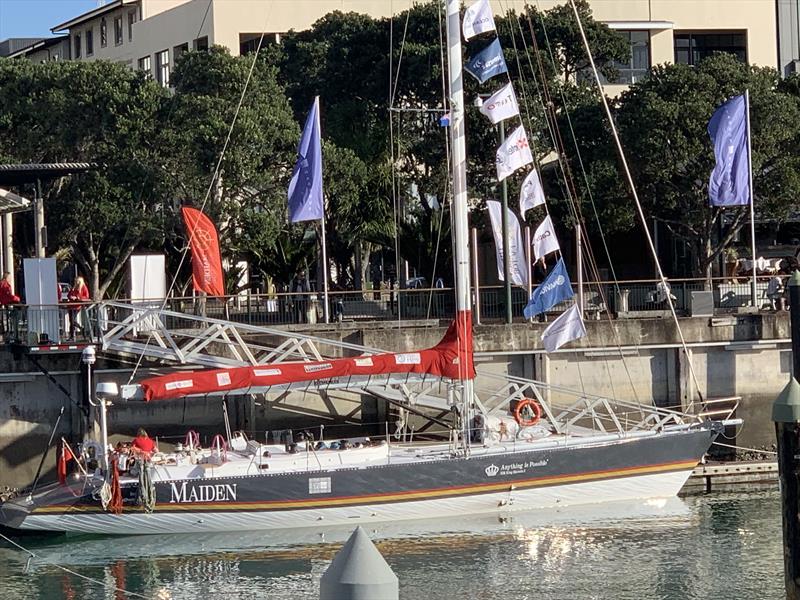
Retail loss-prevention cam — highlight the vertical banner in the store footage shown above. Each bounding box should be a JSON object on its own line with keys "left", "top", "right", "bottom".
{"left": 181, "top": 206, "right": 225, "bottom": 297}
{"left": 708, "top": 94, "right": 749, "bottom": 207}
{"left": 487, "top": 200, "right": 529, "bottom": 287}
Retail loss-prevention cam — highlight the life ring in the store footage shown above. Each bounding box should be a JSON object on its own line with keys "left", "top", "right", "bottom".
{"left": 514, "top": 399, "right": 542, "bottom": 427}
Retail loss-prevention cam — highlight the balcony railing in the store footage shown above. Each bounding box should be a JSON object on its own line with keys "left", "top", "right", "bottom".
{"left": 0, "top": 275, "right": 788, "bottom": 344}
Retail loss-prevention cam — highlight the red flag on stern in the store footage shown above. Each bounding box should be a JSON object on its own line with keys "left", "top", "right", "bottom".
{"left": 181, "top": 206, "right": 225, "bottom": 297}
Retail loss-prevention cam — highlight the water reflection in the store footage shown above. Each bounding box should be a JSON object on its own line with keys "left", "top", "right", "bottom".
{"left": 0, "top": 492, "right": 784, "bottom": 600}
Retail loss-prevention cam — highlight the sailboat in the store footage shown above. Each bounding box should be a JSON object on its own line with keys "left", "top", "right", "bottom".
{"left": 0, "top": 0, "right": 735, "bottom": 536}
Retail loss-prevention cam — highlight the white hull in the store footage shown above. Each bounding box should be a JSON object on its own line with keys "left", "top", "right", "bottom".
{"left": 20, "top": 469, "right": 693, "bottom": 536}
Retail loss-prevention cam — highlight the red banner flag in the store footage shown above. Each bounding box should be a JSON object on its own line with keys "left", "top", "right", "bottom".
{"left": 181, "top": 206, "right": 225, "bottom": 297}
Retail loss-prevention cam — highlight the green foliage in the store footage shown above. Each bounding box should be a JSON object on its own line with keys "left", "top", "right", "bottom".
{"left": 564, "top": 53, "right": 800, "bottom": 276}
{"left": 0, "top": 0, "right": 636, "bottom": 293}
{"left": 0, "top": 58, "right": 167, "bottom": 298}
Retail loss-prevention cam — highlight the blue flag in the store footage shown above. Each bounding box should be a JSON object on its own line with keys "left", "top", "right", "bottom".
{"left": 708, "top": 94, "right": 750, "bottom": 207}
{"left": 288, "top": 97, "right": 324, "bottom": 223}
{"left": 523, "top": 258, "right": 574, "bottom": 319}
{"left": 465, "top": 38, "right": 508, "bottom": 84}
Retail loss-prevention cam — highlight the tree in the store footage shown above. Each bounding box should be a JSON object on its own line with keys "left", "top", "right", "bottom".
{"left": 279, "top": 1, "right": 629, "bottom": 286}
{"left": 162, "top": 46, "right": 299, "bottom": 289}
{"left": 567, "top": 53, "right": 800, "bottom": 277}
{"left": 0, "top": 58, "right": 167, "bottom": 298}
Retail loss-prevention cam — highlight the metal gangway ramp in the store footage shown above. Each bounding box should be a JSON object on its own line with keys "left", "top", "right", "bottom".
{"left": 92, "top": 301, "right": 457, "bottom": 416}
{"left": 91, "top": 301, "right": 705, "bottom": 436}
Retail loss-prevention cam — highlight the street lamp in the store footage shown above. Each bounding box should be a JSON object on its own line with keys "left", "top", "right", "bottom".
{"left": 474, "top": 94, "right": 512, "bottom": 324}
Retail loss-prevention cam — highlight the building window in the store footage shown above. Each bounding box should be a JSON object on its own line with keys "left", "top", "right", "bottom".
{"left": 138, "top": 56, "right": 151, "bottom": 77}
{"left": 114, "top": 16, "right": 124, "bottom": 46}
{"left": 128, "top": 11, "right": 136, "bottom": 41}
{"left": 173, "top": 42, "right": 189, "bottom": 63}
{"left": 100, "top": 18, "right": 107, "bottom": 47}
{"left": 86, "top": 29, "right": 94, "bottom": 56}
{"left": 611, "top": 30, "right": 649, "bottom": 84}
{"left": 674, "top": 32, "right": 747, "bottom": 66}
{"left": 74, "top": 33, "right": 81, "bottom": 58}
{"left": 156, "top": 49, "right": 170, "bottom": 87}
{"left": 193, "top": 36, "right": 209, "bottom": 51}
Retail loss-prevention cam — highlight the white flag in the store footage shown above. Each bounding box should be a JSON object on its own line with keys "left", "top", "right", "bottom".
{"left": 520, "top": 169, "right": 546, "bottom": 216}
{"left": 541, "top": 302, "right": 586, "bottom": 352}
{"left": 496, "top": 125, "right": 533, "bottom": 182}
{"left": 486, "top": 200, "right": 529, "bottom": 287}
{"left": 532, "top": 214, "right": 560, "bottom": 260}
{"left": 479, "top": 82, "right": 519, "bottom": 125}
{"left": 463, "top": 0, "right": 496, "bottom": 40}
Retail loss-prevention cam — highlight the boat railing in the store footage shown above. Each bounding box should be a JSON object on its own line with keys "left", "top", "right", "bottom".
{"left": 477, "top": 371, "right": 696, "bottom": 436}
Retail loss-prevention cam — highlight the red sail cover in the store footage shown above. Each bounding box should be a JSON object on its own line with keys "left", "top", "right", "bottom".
{"left": 181, "top": 206, "right": 225, "bottom": 297}
{"left": 140, "top": 312, "right": 475, "bottom": 401}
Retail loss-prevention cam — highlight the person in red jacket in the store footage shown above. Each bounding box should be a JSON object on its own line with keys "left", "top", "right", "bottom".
{"left": 0, "top": 272, "right": 20, "bottom": 337}
{"left": 0, "top": 272, "right": 19, "bottom": 305}
{"left": 67, "top": 276, "right": 90, "bottom": 339}
{"left": 131, "top": 428, "right": 158, "bottom": 459}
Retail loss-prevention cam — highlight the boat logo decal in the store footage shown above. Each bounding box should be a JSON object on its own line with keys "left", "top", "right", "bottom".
{"left": 355, "top": 357, "right": 374, "bottom": 367}
{"left": 165, "top": 379, "right": 194, "bottom": 391}
{"left": 484, "top": 464, "right": 500, "bottom": 477}
{"left": 169, "top": 482, "right": 238, "bottom": 503}
{"left": 395, "top": 353, "right": 421, "bottom": 365}
{"left": 216, "top": 372, "right": 232, "bottom": 386}
{"left": 304, "top": 363, "right": 333, "bottom": 373}
{"left": 253, "top": 368, "right": 282, "bottom": 377}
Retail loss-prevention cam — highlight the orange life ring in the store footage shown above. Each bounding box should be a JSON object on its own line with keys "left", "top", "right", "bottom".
{"left": 514, "top": 399, "right": 542, "bottom": 427}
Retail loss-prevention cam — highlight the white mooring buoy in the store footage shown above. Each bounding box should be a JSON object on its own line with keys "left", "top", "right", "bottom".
{"left": 319, "top": 526, "right": 399, "bottom": 600}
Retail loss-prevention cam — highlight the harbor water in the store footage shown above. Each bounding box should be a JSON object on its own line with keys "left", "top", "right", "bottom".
{"left": 0, "top": 490, "right": 783, "bottom": 599}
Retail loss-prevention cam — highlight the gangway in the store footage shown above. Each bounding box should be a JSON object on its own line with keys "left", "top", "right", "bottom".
{"left": 88, "top": 301, "right": 726, "bottom": 438}
{"left": 91, "top": 301, "right": 455, "bottom": 415}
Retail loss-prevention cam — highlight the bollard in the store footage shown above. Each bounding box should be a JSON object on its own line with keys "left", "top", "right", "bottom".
{"left": 319, "top": 526, "right": 398, "bottom": 600}
{"left": 773, "top": 270, "right": 800, "bottom": 599}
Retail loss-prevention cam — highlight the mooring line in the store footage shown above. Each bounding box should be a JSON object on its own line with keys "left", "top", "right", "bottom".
{"left": 0, "top": 533, "right": 160, "bottom": 599}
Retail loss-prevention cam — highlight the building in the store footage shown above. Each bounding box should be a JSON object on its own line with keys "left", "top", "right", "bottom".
{"left": 4, "top": 37, "right": 71, "bottom": 62}
{"left": 12, "top": 0, "right": 789, "bottom": 88}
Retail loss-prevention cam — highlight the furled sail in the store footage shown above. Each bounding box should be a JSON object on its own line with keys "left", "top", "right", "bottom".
{"left": 140, "top": 315, "right": 475, "bottom": 401}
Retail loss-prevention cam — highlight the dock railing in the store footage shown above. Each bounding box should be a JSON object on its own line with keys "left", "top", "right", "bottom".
{"left": 0, "top": 275, "right": 788, "bottom": 345}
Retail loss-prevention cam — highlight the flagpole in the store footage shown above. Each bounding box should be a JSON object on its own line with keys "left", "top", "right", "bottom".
{"left": 745, "top": 89, "right": 757, "bottom": 309}
{"left": 499, "top": 121, "right": 512, "bottom": 325}
{"left": 525, "top": 226, "right": 533, "bottom": 322}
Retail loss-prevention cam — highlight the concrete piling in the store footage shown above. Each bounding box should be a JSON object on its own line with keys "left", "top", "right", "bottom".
{"left": 319, "top": 526, "right": 398, "bottom": 600}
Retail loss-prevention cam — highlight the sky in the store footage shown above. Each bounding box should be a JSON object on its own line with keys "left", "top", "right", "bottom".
{"left": 0, "top": 1, "right": 98, "bottom": 40}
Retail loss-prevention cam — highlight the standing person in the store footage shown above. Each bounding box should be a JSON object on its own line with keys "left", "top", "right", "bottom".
{"left": 0, "top": 272, "right": 20, "bottom": 305}
{"left": 767, "top": 272, "right": 785, "bottom": 311}
{"left": 131, "top": 428, "right": 158, "bottom": 459}
{"left": 67, "top": 276, "right": 90, "bottom": 339}
{"left": 291, "top": 269, "right": 310, "bottom": 324}
{"left": 0, "top": 272, "right": 20, "bottom": 336}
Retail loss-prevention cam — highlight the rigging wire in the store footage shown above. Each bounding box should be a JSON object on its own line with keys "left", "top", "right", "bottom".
{"left": 0, "top": 533, "right": 154, "bottom": 599}
{"left": 426, "top": 0, "right": 453, "bottom": 320}
{"left": 129, "top": 1, "right": 275, "bottom": 383}
{"left": 509, "top": 2, "right": 644, "bottom": 405}
{"left": 495, "top": 1, "right": 637, "bottom": 405}
{"left": 108, "top": 0, "right": 216, "bottom": 291}
{"left": 564, "top": 0, "right": 706, "bottom": 412}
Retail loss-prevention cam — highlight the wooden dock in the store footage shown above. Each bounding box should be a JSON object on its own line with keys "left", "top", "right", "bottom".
{"left": 681, "top": 461, "right": 778, "bottom": 494}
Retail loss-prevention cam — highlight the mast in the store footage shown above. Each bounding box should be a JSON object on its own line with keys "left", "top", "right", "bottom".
{"left": 445, "top": 0, "right": 475, "bottom": 435}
